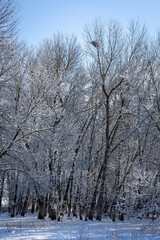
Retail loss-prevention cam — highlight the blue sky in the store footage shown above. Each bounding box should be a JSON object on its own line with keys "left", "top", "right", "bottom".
{"left": 18, "top": 0, "right": 160, "bottom": 47}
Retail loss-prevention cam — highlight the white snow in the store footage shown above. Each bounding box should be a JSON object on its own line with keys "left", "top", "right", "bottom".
{"left": 0, "top": 213, "right": 159, "bottom": 240}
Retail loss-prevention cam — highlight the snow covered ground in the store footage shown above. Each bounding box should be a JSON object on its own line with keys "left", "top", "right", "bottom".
{"left": 0, "top": 213, "right": 160, "bottom": 240}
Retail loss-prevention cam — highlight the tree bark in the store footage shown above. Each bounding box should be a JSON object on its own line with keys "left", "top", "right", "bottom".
{"left": 38, "top": 195, "right": 45, "bottom": 219}
{"left": 21, "top": 189, "right": 30, "bottom": 217}
{"left": 0, "top": 172, "right": 5, "bottom": 213}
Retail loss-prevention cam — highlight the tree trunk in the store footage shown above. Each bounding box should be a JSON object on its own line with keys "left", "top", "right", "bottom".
{"left": 88, "top": 187, "right": 97, "bottom": 220}
{"left": 10, "top": 172, "right": 19, "bottom": 217}
{"left": 109, "top": 199, "right": 117, "bottom": 222}
{"left": 48, "top": 203, "right": 56, "bottom": 220}
{"left": 44, "top": 194, "right": 48, "bottom": 217}
{"left": 96, "top": 175, "right": 105, "bottom": 221}
{"left": 31, "top": 199, "right": 36, "bottom": 214}
{"left": 38, "top": 196, "right": 45, "bottom": 219}
{"left": 21, "top": 189, "right": 30, "bottom": 217}
{"left": 48, "top": 194, "right": 56, "bottom": 220}
{"left": 0, "top": 172, "right": 5, "bottom": 213}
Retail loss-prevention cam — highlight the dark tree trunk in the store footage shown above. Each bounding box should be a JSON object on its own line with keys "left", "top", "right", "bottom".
{"left": 72, "top": 185, "right": 79, "bottom": 218}
{"left": 72, "top": 200, "right": 77, "bottom": 217}
{"left": 31, "top": 199, "right": 36, "bottom": 214}
{"left": 85, "top": 207, "right": 88, "bottom": 221}
{"left": 38, "top": 196, "right": 45, "bottom": 219}
{"left": 96, "top": 177, "right": 105, "bottom": 221}
{"left": 0, "top": 172, "right": 5, "bottom": 213}
{"left": 21, "top": 189, "right": 30, "bottom": 217}
{"left": 109, "top": 199, "right": 117, "bottom": 222}
{"left": 44, "top": 194, "right": 48, "bottom": 217}
{"left": 88, "top": 163, "right": 104, "bottom": 220}
{"left": 10, "top": 172, "right": 19, "bottom": 217}
{"left": 88, "top": 190, "right": 97, "bottom": 220}
{"left": 48, "top": 193, "right": 56, "bottom": 220}
{"left": 79, "top": 205, "right": 83, "bottom": 220}
{"left": 48, "top": 203, "right": 56, "bottom": 220}
{"left": 67, "top": 170, "right": 73, "bottom": 218}
{"left": 119, "top": 212, "right": 124, "bottom": 221}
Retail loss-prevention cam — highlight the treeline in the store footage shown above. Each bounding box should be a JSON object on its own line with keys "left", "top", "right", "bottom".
{"left": 0, "top": 0, "right": 160, "bottom": 222}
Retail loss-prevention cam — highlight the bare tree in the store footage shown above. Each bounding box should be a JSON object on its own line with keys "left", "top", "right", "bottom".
{"left": 84, "top": 19, "right": 148, "bottom": 221}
